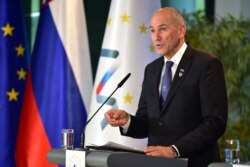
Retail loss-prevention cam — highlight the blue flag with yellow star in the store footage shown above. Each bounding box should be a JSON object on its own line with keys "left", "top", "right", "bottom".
{"left": 0, "top": 0, "right": 28, "bottom": 166}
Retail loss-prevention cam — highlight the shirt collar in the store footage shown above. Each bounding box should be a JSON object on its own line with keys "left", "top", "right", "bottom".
{"left": 164, "top": 42, "right": 187, "bottom": 65}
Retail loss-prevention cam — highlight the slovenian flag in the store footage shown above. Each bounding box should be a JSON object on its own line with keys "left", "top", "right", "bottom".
{"left": 15, "top": 0, "right": 92, "bottom": 166}
{"left": 85, "top": 0, "right": 160, "bottom": 150}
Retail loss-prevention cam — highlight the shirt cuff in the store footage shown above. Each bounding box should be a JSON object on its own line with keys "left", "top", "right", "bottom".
{"left": 121, "top": 115, "right": 131, "bottom": 134}
{"left": 171, "top": 145, "right": 180, "bottom": 158}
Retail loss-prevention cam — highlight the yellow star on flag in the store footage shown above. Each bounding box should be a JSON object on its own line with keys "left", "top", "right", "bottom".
{"left": 148, "top": 44, "right": 155, "bottom": 53}
{"left": 107, "top": 18, "right": 112, "bottom": 26}
{"left": 121, "top": 13, "right": 131, "bottom": 23}
{"left": 139, "top": 24, "right": 147, "bottom": 33}
{"left": 17, "top": 68, "right": 27, "bottom": 80}
{"left": 123, "top": 93, "right": 133, "bottom": 104}
{"left": 15, "top": 44, "right": 25, "bottom": 56}
{"left": 6, "top": 88, "right": 19, "bottom": 101}
{"left": 1, "top": 23, "right": 14, "bottom": 36}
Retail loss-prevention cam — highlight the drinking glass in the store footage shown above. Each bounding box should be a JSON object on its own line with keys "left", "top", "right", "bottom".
{"left": 224, "top": 139, "right": 240, "bottom": 165}
{"left": 62, "top": 129, "right": 74, "bottom": 149}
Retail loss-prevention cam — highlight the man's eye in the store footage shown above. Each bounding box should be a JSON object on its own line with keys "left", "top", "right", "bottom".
{"left": 160, "top": 27, "right": 167, "bottom": 31}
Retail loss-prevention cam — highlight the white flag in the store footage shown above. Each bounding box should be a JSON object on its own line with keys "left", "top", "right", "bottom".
{"left": 85, "top": 0, "right": 160, "bottom": 150}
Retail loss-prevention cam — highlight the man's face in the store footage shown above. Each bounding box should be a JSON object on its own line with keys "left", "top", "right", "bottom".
{"left": 149, "top": 12, "right": 181, "bottom": 58}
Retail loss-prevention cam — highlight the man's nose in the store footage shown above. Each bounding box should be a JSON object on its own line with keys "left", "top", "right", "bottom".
{"left": 153, "top": 31, "right": 161, "bottom": 41}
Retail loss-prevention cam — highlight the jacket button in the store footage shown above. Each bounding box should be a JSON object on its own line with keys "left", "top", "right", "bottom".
{"left": 158, "top": 121, "right": 163, "bottom": 126}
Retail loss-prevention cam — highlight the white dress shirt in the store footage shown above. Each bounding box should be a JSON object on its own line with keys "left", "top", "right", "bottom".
{"left": 159, "top": 43, "right": 187, "bottom": 94}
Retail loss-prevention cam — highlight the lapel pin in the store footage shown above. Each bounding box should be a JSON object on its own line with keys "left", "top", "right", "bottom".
{"left": 179, "top": 69, "right": 184, "bottom": 77}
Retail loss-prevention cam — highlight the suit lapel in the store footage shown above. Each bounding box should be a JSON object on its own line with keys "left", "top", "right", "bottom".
{"left": 151, "top": 58, "right": 164, "bottom": 115}
{"left": 160, "top": 46, "right": 194, "bottom": 114}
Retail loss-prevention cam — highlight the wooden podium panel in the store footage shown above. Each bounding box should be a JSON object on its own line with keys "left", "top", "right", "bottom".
{"left": 47, "top": 148, "right": 188, "bottom": 167}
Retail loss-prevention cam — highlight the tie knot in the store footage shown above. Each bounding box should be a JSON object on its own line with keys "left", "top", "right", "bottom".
{"left": 166, "top": 61, "right": 173, "bottom": 69}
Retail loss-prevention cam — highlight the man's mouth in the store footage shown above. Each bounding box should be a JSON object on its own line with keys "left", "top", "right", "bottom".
{"left": 155, "top": 44, "right": 163, "bottom": 49}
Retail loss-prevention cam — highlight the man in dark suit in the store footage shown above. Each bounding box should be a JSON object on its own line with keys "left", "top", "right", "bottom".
{"left": 104, "top": 7, "right": 228, "bottom": 167}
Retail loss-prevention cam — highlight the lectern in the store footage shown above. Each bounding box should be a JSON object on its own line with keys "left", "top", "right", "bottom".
{"left": 47, "top": 148, "right": 188, "bottom": 167}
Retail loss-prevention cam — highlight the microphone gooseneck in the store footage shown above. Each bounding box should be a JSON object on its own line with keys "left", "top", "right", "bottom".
{"left": 80, "top": 73, "right": 131, "bottom": 148}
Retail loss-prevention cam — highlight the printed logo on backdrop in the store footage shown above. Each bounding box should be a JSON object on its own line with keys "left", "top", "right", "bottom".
{"left": 95, "top": 48, "right": 119, "bottom": 130}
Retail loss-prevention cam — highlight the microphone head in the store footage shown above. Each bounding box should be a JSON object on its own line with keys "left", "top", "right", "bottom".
{"left": 117, "top": 73, "right": 131, "bottom": 88}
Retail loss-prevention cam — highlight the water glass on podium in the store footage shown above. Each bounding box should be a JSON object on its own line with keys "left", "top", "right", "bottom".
{"left": 224, "top": 139, "right": 240, "bottom": 165}
{"left": 62, "top": 129, "right": 74, "bottom": 149}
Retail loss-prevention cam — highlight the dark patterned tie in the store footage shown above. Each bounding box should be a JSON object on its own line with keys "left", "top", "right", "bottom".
{"left": 161, "top": 61, "right": 173, "bottom": 101}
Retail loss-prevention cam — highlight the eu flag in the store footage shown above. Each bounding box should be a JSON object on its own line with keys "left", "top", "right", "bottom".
{"left": 0, "top": 0, "right": 28, "bottom": 167}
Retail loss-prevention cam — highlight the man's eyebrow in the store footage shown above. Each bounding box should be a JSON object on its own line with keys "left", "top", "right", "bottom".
{"left": 149, "top": 24, "right": 167, "bottom": 29}
{"left": 159, "top": 24, "right": 167, "bottom": 27}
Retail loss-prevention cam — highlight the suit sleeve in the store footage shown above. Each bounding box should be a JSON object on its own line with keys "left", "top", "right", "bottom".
{"left": 174, "top": 57, "right": 228, "bottom": 157}
{"left": 120, "top": 65, "right": 150, "bottom": 138}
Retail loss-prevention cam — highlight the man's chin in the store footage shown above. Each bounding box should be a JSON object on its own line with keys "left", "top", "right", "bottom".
{"left": 156, "top": 52, "right": 165, "bottom": 57}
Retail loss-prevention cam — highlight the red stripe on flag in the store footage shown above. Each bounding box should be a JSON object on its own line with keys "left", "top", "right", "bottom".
{"left": 96, "top": 83, "right": 104, "bottom": 94}
{"left": 15, "top": 72, "right": 57, "bottom": 167}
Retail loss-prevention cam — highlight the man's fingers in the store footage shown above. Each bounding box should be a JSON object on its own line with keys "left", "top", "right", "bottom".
{"left": 144, "top": 146, "right": 158, "bottom": 153}
{"left": 144, "top": 147, "right": 161, "bottom": 156}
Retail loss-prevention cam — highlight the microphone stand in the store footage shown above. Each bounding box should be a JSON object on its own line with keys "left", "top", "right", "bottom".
{"left": 80, "top": 73, "right": 131, "bottom": 149}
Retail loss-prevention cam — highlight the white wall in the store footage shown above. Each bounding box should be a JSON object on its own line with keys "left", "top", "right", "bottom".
{"left": 215, "top": 0, "right": 250, "bottom": 19}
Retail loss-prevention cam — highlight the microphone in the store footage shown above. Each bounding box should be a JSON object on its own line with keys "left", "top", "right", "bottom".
{"left": 80, "top": 73, "right": 131, "bottom": 148}
{"left": 117, "top": 73, "right": 131, "bottom": 88}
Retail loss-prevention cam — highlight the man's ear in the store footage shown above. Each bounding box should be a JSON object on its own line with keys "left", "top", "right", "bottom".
{"left": 179, "top": 24, "right": 186, "bottom": 38}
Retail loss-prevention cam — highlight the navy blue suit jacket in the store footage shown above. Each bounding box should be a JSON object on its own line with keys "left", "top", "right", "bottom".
{"left": 121, "top": 45, "right": 228, "bottom": 167}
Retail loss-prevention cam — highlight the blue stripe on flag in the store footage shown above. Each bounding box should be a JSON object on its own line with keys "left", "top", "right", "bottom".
{"left": 101, "top": 48, "right": 119, "bottom": 58}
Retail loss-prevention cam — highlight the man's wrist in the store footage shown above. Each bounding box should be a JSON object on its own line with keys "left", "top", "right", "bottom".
{"left": 121, "top": 115, "right": 131, "bottom": 133}
{"left": 171, "top": 145, "right": 180, "bottom": 158}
